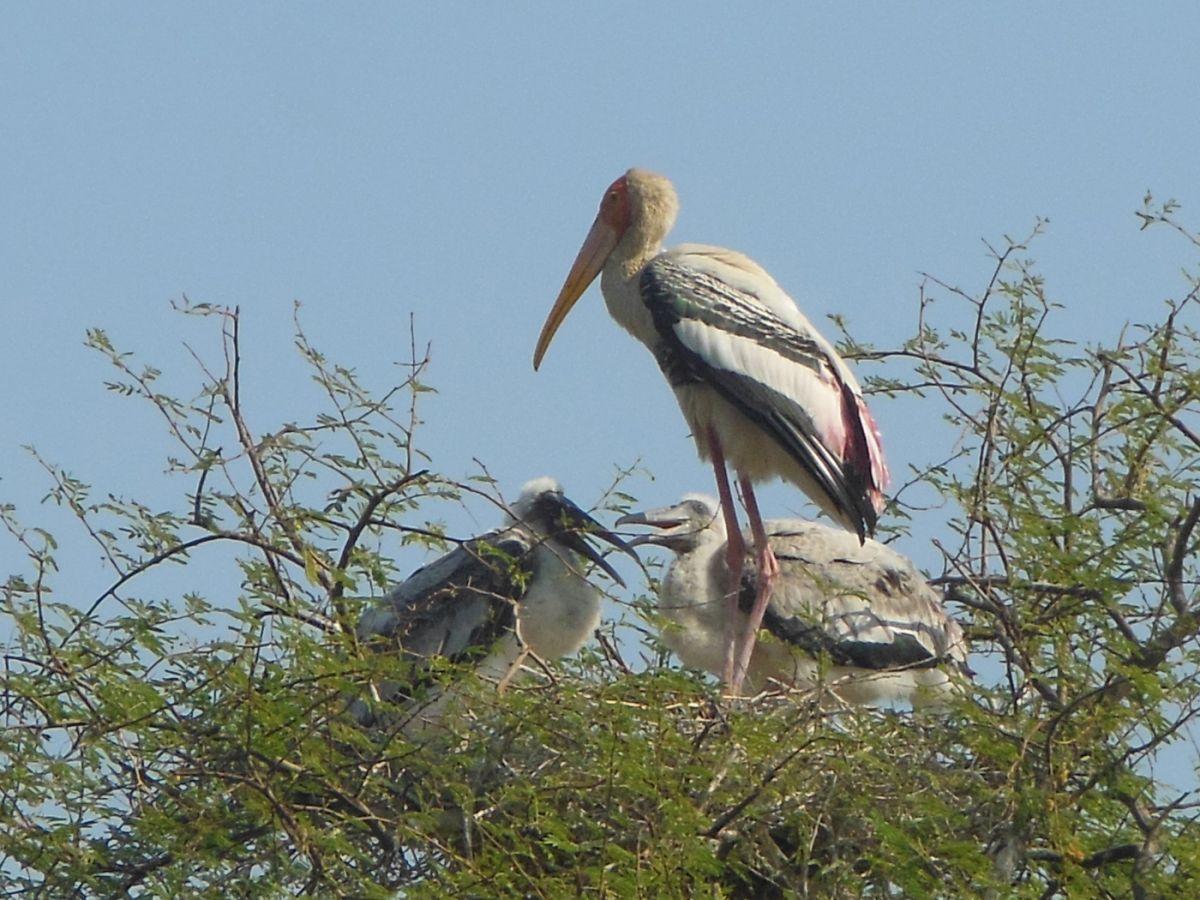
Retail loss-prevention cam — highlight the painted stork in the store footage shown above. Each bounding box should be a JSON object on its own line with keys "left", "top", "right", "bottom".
{"left": 354, "top": 477, "right": 634, "bottom": 734}
{"left": 618, "top": 495, "right": 968, "bottom": 707}
{"left": 533, "top": 169, "right": 889, "bottom": 695}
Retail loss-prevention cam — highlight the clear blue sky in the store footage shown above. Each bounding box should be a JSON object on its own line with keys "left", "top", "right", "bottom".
{"left": 2, "top": 5, "right": 1198, "bottom": 692}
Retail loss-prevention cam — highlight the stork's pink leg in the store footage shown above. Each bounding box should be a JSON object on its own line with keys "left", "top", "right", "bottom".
{"left": 706, "top": 427, "right": 746, "bottom": 692}
{"left": 730, "top": 475, "right": 780, "bottom": 696}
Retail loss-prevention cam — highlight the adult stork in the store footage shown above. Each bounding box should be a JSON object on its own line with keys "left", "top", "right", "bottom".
{"left": 354, "top": 477, "right": 634, "bottom": 735}
{"left": 619, "top": 495, "right": 969, "bottom": 707}
{"left": 533, "top": 169, "right": 889, "bottom": 695}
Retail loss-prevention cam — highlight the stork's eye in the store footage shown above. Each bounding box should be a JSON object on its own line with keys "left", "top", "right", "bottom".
{"left": 607, "top": 191, "right": 619, "bottom": 204}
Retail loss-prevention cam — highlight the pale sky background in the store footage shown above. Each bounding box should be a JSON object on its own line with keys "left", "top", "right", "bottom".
{"left": 3, "top": 5, "right": 1199, "bottom": 756}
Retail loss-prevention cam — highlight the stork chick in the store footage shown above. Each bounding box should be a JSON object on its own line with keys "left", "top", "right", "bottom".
{"left": 355, "top": 477, "right": 635, "bottom": 734}
{"left": 620, "top": 495, "right": 968, "bottom": 707}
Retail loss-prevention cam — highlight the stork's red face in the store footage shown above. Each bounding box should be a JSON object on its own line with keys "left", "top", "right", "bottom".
{"left": 533, "top": 175, "right": 633, "bottom": 370}
{"left": 598, "top": 175, "right": 633, "bottom": 233}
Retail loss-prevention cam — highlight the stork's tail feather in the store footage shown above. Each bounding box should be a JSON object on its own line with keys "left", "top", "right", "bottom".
{"left": 839, "top": 383, "right": 890, "bottom": 538}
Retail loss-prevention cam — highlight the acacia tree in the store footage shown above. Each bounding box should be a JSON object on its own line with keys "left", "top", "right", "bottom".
{"left": 2, "top": 199, "right": 1198, "bottom": 897}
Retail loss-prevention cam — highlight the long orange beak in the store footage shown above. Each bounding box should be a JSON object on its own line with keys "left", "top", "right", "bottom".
{"left": 532, "top": 216, "right": 620, "bottom": 370}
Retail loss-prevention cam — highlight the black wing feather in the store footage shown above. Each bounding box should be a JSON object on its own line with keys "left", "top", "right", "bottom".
{"left": 738, "top": 563, "right": 945, "bottom": 672}
{"left": 357, "top": 527, "right": 536, "bottom": 694}
{"left": 641, "top": 260, "right": 876, "bottom": 538}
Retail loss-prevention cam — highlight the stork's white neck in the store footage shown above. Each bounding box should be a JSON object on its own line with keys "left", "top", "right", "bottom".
{"left": 600, "top": 242, "right": 662, "bottom": 349}
{"left": 516, "top": 543, "right": 602, "bottom": 661}
{"left": 657, "top": 537, "right": 729, "bottom": 678}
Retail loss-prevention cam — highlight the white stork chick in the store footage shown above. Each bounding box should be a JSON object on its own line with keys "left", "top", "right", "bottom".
{"left": 619, "top": 495, "right": 969, "bottom": 708}
{"left": 533, "top": 169, "right": 889, "bottom": 695}
{"left": 354, "top": 477, "right": 634, "bottom": 734}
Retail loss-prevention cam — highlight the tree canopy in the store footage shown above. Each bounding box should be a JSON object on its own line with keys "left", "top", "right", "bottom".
{"left": 3, "top": 198, "right": 1199, "bottom": 896}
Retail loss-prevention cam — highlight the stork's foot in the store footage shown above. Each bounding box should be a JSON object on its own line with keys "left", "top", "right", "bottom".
{"left": 756, "top": 538, "right": 781, "bottom": 583}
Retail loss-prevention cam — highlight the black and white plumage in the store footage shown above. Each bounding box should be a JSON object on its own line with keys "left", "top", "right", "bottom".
{"left": 619, "top": 495, "right": 969, "bottom": 707}
{"left": 533, "top": 168, "right": 889, "bottom": 695}
{"left": 354, "top": 477, "right": 634, "bottom": 733}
